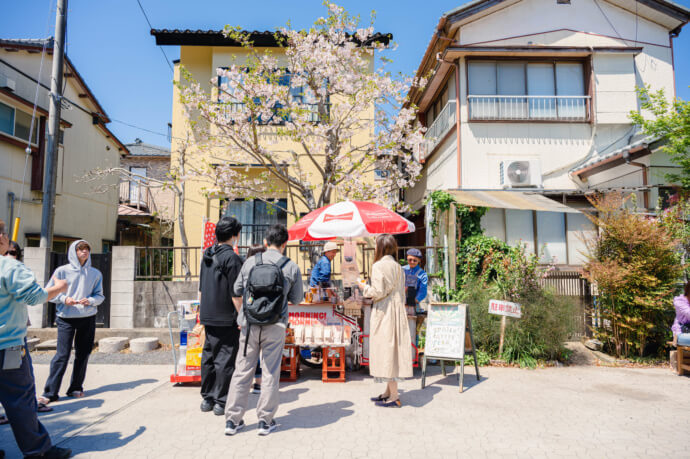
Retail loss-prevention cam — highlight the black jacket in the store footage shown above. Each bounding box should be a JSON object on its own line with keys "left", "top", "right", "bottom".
{"left": 199, "top": 243, "right": 243, "bottom": 327}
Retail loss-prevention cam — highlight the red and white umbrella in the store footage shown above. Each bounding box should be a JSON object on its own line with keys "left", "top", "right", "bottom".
{"left": 288, "top": 200, "right": 415, "bottom": 241}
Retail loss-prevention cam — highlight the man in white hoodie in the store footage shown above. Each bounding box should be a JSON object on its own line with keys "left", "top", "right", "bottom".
{"left": 39, "top": 240, "right": 104, "bottom": 404}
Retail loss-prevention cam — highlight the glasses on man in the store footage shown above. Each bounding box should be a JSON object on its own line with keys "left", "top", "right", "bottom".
{"left": 7, "top": 250, "right": 18, "bottom": 256}
{"left": 406, "top": 257, "right": 419, "bottom": 263}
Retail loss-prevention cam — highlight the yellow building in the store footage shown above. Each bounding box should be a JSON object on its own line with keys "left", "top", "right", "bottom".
{"left": 152, "top": 29, "right": 386, "bottom": 260}
{"left": 0, "top": 38, "right": 127, "bottom": 253}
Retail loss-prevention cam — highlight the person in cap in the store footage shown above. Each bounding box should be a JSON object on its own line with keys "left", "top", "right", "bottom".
{"left": 403, "top": 248, "right": 428, "bottom": 314}
{"left": 309, "top": 241, "right": 339, "bottom": 289}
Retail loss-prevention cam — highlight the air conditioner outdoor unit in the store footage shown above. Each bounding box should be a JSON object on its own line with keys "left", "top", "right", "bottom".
{"left": 500, "top": 160, "right": 542, "bottom": 188}
{"left": 0, "top": 73, "right": 16, "bottom": 92}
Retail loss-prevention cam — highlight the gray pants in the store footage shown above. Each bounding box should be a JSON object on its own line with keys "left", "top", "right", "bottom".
{"left": 225, "top": 323, "right": 285, "bottom": 424}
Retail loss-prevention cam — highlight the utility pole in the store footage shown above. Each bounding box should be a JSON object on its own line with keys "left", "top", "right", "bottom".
{"left": 40, "top": 0, "right": 68, "bottom": 249}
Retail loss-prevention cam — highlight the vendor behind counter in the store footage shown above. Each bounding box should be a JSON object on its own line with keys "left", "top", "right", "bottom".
{"left": 403, "top": 248, "right": 428, "bottom": 314}
{"left": 309, "top": 241, "right": 339, "bottom": 288}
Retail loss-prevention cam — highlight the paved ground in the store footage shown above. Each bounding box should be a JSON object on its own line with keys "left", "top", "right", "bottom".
{"left": 1, "top": 356, "right": 688, "bottom": 458}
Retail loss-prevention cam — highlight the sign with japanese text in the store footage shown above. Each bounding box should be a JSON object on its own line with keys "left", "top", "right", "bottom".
{"left": 424, "top": 303, "right": 467, "bottom": 360}
{"left": 488, "top": 299, "right": 522, "bottom": 318}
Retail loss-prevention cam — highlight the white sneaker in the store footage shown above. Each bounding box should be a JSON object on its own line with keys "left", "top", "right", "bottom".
{"left": 257, "top": 420, "right": 276, "bottom": 436}
{"left": 224, "top": 420, "right": 245, "bottom": 436}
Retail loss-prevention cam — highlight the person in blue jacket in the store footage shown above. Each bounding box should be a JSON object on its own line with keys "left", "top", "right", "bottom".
{"left": 309, "top": 241, "right": 339, "bottom": 289}
{"left": 40, "top": 240, "right": 104, "bottom": 405}
{"left": 403, "top": 248, "right": 428, "bottom": 314}
{"left": 0, "top": 219, "right": 72, "bottom": 459}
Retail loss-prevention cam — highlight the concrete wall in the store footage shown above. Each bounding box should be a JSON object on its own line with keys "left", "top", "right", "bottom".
{"left": 133, "top": 280, "right": 198, "bottom": 328}
{"left": 24, "top": 247, "right": 50, "bottom": 328}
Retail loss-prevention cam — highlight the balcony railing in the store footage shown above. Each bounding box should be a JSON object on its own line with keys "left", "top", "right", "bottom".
{"left": 220, "top": 102, "right": 329, "bottom": 123}
{"left": 420, "top": 100, "right": 456, "bottom": 160}
{"left": 119, "top": 181, "right": 156, "bottom": 214}
{"left": 468, "top": 95, "right": 590, "bottom": 122}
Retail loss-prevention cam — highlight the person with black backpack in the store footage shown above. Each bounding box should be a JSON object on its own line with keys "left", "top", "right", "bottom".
{"left": 225, "top": 224, "right": 303, "bottom": 436}
{"left": 198, "top": 217, "right": 244, "bottom": 416}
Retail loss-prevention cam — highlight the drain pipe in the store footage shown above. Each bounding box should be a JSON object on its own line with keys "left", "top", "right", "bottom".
{"left": 622, "top": 149, "right": 649, "bottom": 209}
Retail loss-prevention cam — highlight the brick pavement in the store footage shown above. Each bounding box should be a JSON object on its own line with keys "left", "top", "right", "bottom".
{"left": 1, "top": 362, "right": 688, "bottom": 458}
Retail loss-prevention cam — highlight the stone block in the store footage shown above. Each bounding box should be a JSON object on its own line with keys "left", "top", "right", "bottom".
{"left": 26, "top": 337, "right": 41, "bottom": 351}
{"left": 98, "top": 337, "right": 129, "bottom": 353}
{"left": 130, "top": 337, "right": 159, "bottom": 353}
{"left": 584, "top": 339, "right": 603, "bottom": 351}
{"left": 111, "top": 280, "right": 134, "bottom": 294}
{"left": 111, "top": 291, "right": 134, "bottom": 306}
{"left": 36, "top": 339, "right": 57, "bottom": 351}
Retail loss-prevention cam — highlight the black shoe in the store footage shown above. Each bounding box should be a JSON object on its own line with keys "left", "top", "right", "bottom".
{"left": 224, "top": 419, "right": 245, "bottom": 436}
{"left": 213, "top": 404, "right": 225, "bottom": 416}
{"left": 251, "top": 383, "right": 261, "bottom": 394}
{"left": 200, "top": 399, "right": 214, "bottom": 412}
{"left": 24, "top": 445, "right": 72, "bottom": 458}
{"left": 257, "top": 420, "right": 277, "bottom": 436}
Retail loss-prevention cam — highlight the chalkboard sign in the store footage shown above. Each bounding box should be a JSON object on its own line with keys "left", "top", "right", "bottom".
{"left": 422, "top": 303, "right": 481, "bottom": 393}
{"left": 425, "top": 303, "right": 467, "bottom": 359}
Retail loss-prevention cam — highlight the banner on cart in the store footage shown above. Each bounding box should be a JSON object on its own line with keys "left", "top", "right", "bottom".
{"left": 488, "top": 299, "right": 522, "bottom": 318}
{"left": 424, "top": 303, "right": 467, "bottom": 360}
{"left": 289, "top": 304, "right": 342, "bottom": 326}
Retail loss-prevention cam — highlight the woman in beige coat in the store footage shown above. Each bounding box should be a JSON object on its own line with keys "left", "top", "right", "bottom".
{"left": 360, "top": 234, "right": 412, "bottom": 408}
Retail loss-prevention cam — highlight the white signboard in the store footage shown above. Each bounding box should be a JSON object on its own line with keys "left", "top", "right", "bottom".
{"left": 488, "top": 299, "right": 522, "bottom": 318}
{"left": 425, "top": 303, "right": 467, "bottom": 360}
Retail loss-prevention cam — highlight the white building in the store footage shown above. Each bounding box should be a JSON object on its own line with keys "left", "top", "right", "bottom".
{"left": 405, "top": 0, "right": 690, "bottom": 266}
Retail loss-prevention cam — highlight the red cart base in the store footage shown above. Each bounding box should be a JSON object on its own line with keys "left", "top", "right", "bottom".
{"left": 170, "top": 374, "right": 202, "bottom": 384}
{"left": 322, "top": 346, "right": 346, "bottom": 383}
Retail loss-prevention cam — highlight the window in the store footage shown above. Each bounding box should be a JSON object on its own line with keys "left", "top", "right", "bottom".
{"left": 536, "top": 211, "right": 567, "bottom": 264}
{"left": 0, "top": 102, "right": 38, "bottom": 144}
{"left": 468, "top": 60, "right": 588, "bottom": 121}
{"left": 217, "top": 69, "right": 328, "bottom": 124}
{"left": 223, "top": 198, "right": 288, "bottom": 247}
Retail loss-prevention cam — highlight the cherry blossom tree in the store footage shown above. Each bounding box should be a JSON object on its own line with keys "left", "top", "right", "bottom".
{"left": 177, "top": 2, "right": 425, "bottom": 217}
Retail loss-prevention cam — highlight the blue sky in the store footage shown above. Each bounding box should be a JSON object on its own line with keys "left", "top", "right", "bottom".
{"left": 2, "top": 0, "right": 689, "bottom": 149}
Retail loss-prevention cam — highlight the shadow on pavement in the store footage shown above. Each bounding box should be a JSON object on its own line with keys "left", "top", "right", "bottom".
{"left": 61, "top": 426, "right": 146, "bottom": 453}
{"left": 427, "top": 372, "right": 486, "bottom": 392}
{"left": 400, "top": 385, "right": 441, "bottom": 407}
{"left": 80, "top": 379, "right": 158, "bottom": 397}
{"left": 277, "top": 400, "right": 354, "bottom": 431}
{"left": 44, "top": 398, "right": 105, "bottom": 414}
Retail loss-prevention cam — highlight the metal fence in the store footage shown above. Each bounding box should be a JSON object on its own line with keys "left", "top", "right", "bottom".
{"left": 134, "top": 244, "right": 443, "bottom": 281}
{"left": 421, "top": 101, "right": 456, "bottom": 159}
{"left": 538, "top": 270, "right": 593, "bottom": 339}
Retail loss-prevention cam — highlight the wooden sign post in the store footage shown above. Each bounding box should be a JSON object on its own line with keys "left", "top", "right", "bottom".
{"left": 421, "top": 303, "right": 480, "bottom": 393}
{"left": 488, "top": 299, "right": 522, "bottom": 357}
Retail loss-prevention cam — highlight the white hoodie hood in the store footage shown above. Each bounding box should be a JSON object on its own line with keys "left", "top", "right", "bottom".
{"left": 47, "top": 240, "right": 104, "bottom": 318}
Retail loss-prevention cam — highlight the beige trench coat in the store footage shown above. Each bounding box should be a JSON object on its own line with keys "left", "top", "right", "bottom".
{"left": 362, "top": 255, "right": 413, "bottom": 379}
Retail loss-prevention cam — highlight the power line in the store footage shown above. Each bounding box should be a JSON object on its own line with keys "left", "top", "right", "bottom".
{"left": 135, "top": 0, "right": 174, "bottom": 74}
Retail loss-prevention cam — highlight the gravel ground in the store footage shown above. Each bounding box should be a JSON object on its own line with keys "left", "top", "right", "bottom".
{"left": 30, "top": 348, "right": 175, "bottom": 365}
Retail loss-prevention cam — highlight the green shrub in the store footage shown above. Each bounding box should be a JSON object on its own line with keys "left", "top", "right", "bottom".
{"left": 461, "top": 278, "right": 576, "bottom": 367}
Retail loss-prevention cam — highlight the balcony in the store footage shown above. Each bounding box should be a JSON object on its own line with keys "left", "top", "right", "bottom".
{"left": 220, "top": 101, "right": 329, "bottom": 123}
{"left": 119, "top": 181, "right": 156, "bottom": 214}
{"left": 420, "top": 100, "right": 456, "bottom": 160}
{"left": 468, "top": 95, "right": 590, "bottom": 122}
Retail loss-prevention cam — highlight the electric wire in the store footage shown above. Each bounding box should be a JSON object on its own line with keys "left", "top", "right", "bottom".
{"left": 135, "top": 0, "right": 175, "bottom": 74}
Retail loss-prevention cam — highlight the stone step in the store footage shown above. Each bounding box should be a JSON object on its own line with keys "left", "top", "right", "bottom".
{"left": 130, "top": 337, "right": 160, "bottom": 353}
{"left": 26, "top": 337, "right": 41, "bottom": 352}
{"left": 98, "top": 337, "right": 129, "bottom": 353}
{"left": 35, "top": 339, "right": 58, "bottom": 351}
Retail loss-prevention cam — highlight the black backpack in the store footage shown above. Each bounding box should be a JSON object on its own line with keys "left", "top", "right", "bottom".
{"left": 244, "top": 253, "right": 290, "bottom": 323}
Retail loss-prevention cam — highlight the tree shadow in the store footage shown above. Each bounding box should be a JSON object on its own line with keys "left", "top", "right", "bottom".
{"left": 275, "top": 400, "right": 354, "bottom": 431}
{"left": 60, "top": 426, "right": 146, "bottom": 453}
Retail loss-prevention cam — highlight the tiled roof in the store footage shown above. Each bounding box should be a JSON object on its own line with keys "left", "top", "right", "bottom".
{"left": 125, "top": 139, "right": 170, "bottom": 157}
{"left": 151, "top": 29, "right": 392, "bottom": 47}
{"left": 570, "top": 135, "right": 663, "bottom": 174}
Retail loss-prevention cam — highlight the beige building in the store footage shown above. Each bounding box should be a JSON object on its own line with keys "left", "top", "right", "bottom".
{"left": 152, "top": 29, "right": 384, "bottom": 258}
{"left": 118, "top": 139, "right": 174, "bottom": 247}
{"left": 0, "top": 38, "right": 127, "bottom": 253}
{"left": 405, "top": 0, "right": 690, "bottom": 266}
